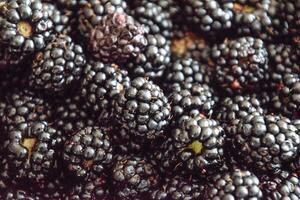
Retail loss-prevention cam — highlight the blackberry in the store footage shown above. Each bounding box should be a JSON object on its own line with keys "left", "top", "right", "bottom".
{"left": 232, "top": 113, "right": 300, "bottom": 173}
{"left": 53, "top": 94, "right": 98, "bottom": 137}
{"left": 216, "top": 94, "right": 264, "bottom": 126}
{"left": 268, "top": 44, "right": 300, "bottom": 88}
{"left": 271, "top": 73, "right": 300, "bottom": 117}
{"left": 182, "top": 0, "right": 234, "bottom": 34}
{"left": 88, "top": 12, "right": 147, "bottom": 64}
{"left": 113, "top": 77, "right": 171, "bottom": 140}
{"left": 2, "top": 121, "right": 61, "bottom": 183}
{"left": 125, "top": 33, "right": 171, "bottom": 78}
{"left": 150, "top": 175, "right": 203, "bottom": 200}
{"left": 232, "top": 0, "right": 272, "bottom": 38}
{"left": 0, "top": 189, "right": 36, "bottom": 200}
{"left": 112, "top": 155, "right": 160, "bottom": 200}
{"left": 43, "top": 3, "right": 73, "bottom": 36}
{"left": 80, "top": 59, "right": 130, "bottom": 112}
{"left": 1, "top": 90, "right": 52, "bottom": 132}
{"left": 0, "top": 44, "right": 26, "bottom": 69}
{"left": 211, "top": 37, "right": 269, "bottom": 93}
{"left": 169, "top": 84, "right": 218, "bottom": 121}
{"left": 153, "top": 115, "right": 225, "bottom": 177}
{"left": 29, "top": 35, "right": 85, "bottom": 94}
{"left": 129, "top": 0, "right": 173, "bottom": 39}
{"left": 68, "top": 175, "right": 110, "bottom": 200}
{"left": 0, "top": 0, "right": 54, "bottom": 55}
{"left": 163, "top": 57, "right": 213, "bottom": 93}
{"left": 204, "top": 169, "right": 262, "bottom": 199}
{"left": 78, "top": 0, "right": 128, "bottom": 39}
{"left": 63, "top": 127, "right": 113, "bottom": 180}
{"left": 260, "top": 171, "right": 300, "bottom": 199}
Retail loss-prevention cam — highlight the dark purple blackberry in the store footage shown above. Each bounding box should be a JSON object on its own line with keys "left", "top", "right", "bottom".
{"left": 29, "top": 35, "right": 85, "bottom": 94}
{"left": 129, "top": 0, "right": 173, "bottom": 39}
{"left": 112, "top": 155, "right": 160, "bottom": 200}
{"left": 113, "top": 77, "right": 171, "bottom": 141}
{"left": 260, "top": 171, "right": 300, "bottom": 199}
{"left": 0, "top": 189, "right": 36, "bottom": 200}
{"left": 125, "top": 33, "right": 171, "bottom": 78}
{"left": 150, "top": 175, "right": 203, "bottom": 200}
{"left": 232, "top": 113, "right": 300, "bottom": 173}
{"left": 80, "top": 59, "right": 130, "bottom": 112}
{"left": 53, "top": 94, "right": 98, "bottom": 138}
{"left": 0, "top": 0, "right": 54, "bottom": 55}
{"left": 88, "top": 12, "right": 147, "bottom": 64}
{"left": 153, "top": 115, "right": 225, "bottom": 177}
{"left": 211, "top": 37, "right": 269, "bottom": 93}
{"left": 163, "top": 57, "right": 213, "bottom": 93}
{"left": 169, "top": 84, "right": 218, "bottom": 122}
{"left": 204, "top": 169, "right": 262, "bottom": 199}
{"left": 1, "top": 121, "right": 61, "bottom": 183}
{"left": 43, "top": 3, "right": 73, "bottom": 36}
{"left": 78, "top": 0, "right": 128, "bottom": 39}
{"left": 1, "top": 90, "right": 53, "bottom": 132}
{"left": 182, "top": 0, "right": 234, "bottom": 34}
{"left": 268, "top": 44, "right": 300, "bottom": 88}
{"left": 68, "top": 175, "right": 110, "bottom": 200}
{"left": 63, "top": 127, "right": 113, "bottom": 180}
{"left": 216, "top": 94, "right": 264, "bottom": 126}
{"left": 232, "top": 0, "right": 272, "bottom": 38}
{"left": 271, "top": 73, "right": 300, "bottom": 117}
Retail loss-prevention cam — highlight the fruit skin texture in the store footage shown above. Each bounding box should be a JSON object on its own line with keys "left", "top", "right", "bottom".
{"left": 2, "top": 121, "right": 61, "bottom": 183}
{"left": 112, "top": 155, "right": 160, "bottom": 200}
{"left": 153, "top": 115, "right": 225, "bottom": 177}
{"left": 29, "top": 35, "right": 85, "bottom": 94}
{"left": 232, "top": 113, "right": 300, "bottom": 173}
{"left": 260, "top": 171, "right": 300, "bottom": 200}
{"left": 204, "top": 169, "right": 263, "bottom": 199}
{"left": 89, "top": 12, "right": 147, "bottom": 64}
{"left": 0, "top": 0, "right": 54, "bottom": 55}
{"left": 63, "top": 126, "right": 113, "bottom": 180}
{"left": 150, "top": 175, "right": 203, "bottom": 200}
{"left": 80, "top": 59, "right": 130, "bottom": 112}
{"left": 211, "top": 37, "right": 269, "bottom": 93}
{"left": 125, "top": 33, "right": 171, "bottom": 78}
{"left": 78, "top": 0, "right": 128, "bottom": 39}
{"left": 113, "top": 77, "right": 171, "bottom": 141}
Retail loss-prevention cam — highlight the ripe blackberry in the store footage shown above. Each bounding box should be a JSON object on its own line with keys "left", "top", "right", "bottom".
{"left": 43, "top": 3, "right": 73, "bottom": 36}
{"left": 150, "top": 175, "right": 203, "bottom": 200}
{"left": 78, "top": 0, "right": 128, "bottom": 39}
{"left": 232, "top": 113, "right": 300, "bottom": 173}
{"left": 163, "top": 57, "right": 213, "bottom": 93}
{"left": 0, "top": 189, "right": 35, "bottom": 200}
{"left": 1, "top": 90, "right": 52, "bottom": 132}
{"left": 211, "top": 37, "right": 269, "bottom": 93}
{"left": 204, "top": 169, "right": 262, "bottom": 199}
{"left": 169, "top": 84, "right": 218, "bottom": 122}
{"left": 89, "top": 12, "right": 147, "bottom": 64}
{"left": 68, "top": 175, "right": 110, "bottom": 200}
{"left": 182, "top": 0, "right": 234, "bottom": 34}
{"left": 129, "top": 0, "right": 173, "bottom": 39}
{"left": 125, "top": 33, "right": 171, "bottom": 78}
{"left": 2, "top": 121, "right": 61, "bottom": 183}
{"left": 112, "top": 155, "right": 160, "bottom": 200}
{"left": 0, "top": 44, "right": 26, "bottom": 69}
{"left": 113, "top": 77, "right": 171, "bottom": 140}
{"left": 271, "top": 73, "right": 300, "bottom": 117}
{"left": 260, "top": 171, "right": 300, "bottom": 199}
{"left": 63, "top": 127, "right": 113, "bottom": 180}
{"left": 153, "top": 115, "right": 225, "bottom": 177}
{"left": 216, "top": 94, "right": 264, "bottom": 126}
{"left": 268, "top": 44, "right": 300, "bottom": 88}
{"left": 53, "top": 94, "right": 98, "bottom": 138}
{"left": 232, "top": 0, "right": 272, "bottom": 38}
{"left": 80, "top": 59, "right": 130, "bottom": 112}
{"left": 29, "top": 35, "right": 85, "bottom": 94}
{"left": 0, "top": 0, "right": 54, "bottom": 55}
